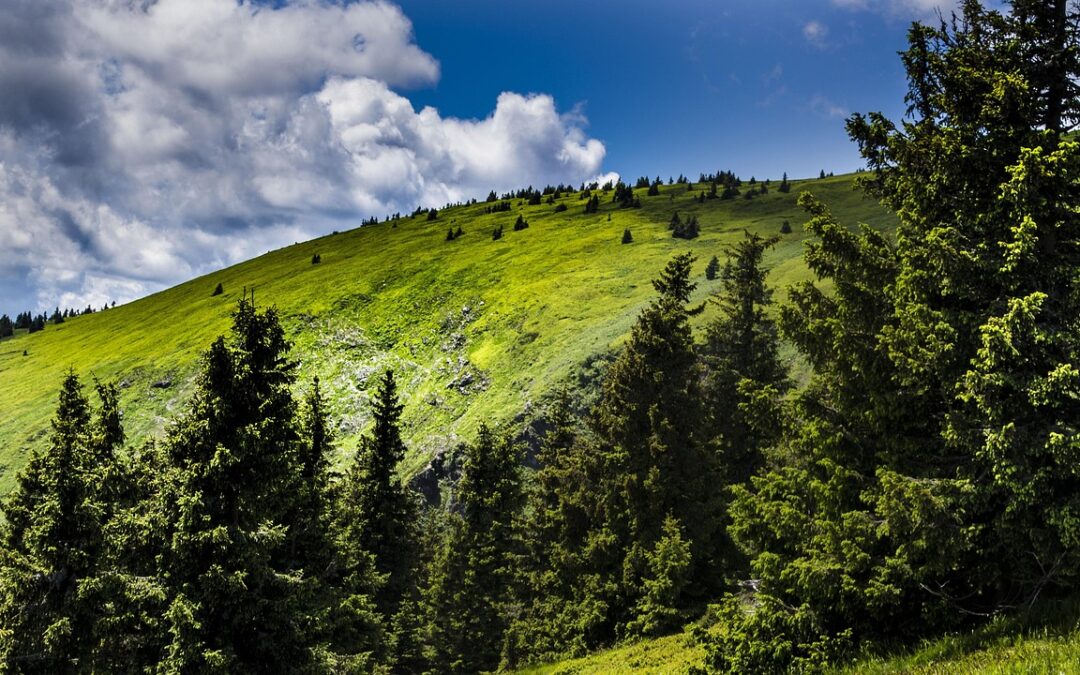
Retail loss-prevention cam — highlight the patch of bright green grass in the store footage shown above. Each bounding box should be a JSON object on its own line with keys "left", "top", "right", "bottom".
{"left": 0, "top": 175, "right": 895, "bottom": 491}
{"left": 515, "top": 631, "right": 704, "bottom": 675}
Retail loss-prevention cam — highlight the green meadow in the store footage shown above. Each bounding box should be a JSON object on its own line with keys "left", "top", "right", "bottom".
{"left": 0, "top": 174, "right": 892, "bottom": 492}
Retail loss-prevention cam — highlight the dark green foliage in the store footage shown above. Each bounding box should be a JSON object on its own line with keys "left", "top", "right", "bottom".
{"left": 672, "top": 215, "right": 700, "bottom": 240}
{"left": 0, "top": 314, "right": 11, "bottom": 338}
{"left": 708, "top": 2, "right": 1080, "bottom": 670}
{"left": 0, "top": 373, "right": 129, "bottom": 670}
{"left": 625, "top": 515, "right": 692, "bottom": 638}
{"left": 486, "top": 190, "right": 497, "bottom": 202}
{"left": 621, "top": 228, "right": 633, "bottom": 244}
{"left": 427, "top": 207, "right": 438, "bottom": 220}
{"left": 337, "top": 371, "right": 417, "bottom": 616}
{"left": 446, "top": 227, "right": 456, "bottom": 241}
{"left": 584, "top": 195, "right": 600, "bottom": 214}
{"left": 780, "top": 219, "right": 792, "bottom": 234}
{"left": 514, "top": 215, "right": 529, "bottom": 231}
{"left": 49, "top": 307, "right": 63, "bottom": 324}
{"left": 554, "top": 203, "right": 568, "bottom": 213}
{"left": 493, "top": 225, "right": 504, "bottom": 240}
{"left": 778, "top": 172, "right": 791, "bottom": 193}
{"left": 702, "top": 231, "right": 788, "bottom": 463}
{"left": 212, "top": 282, "right": 223, "bottom": 296}
{"left": 647, "top": 180, "right": 661, "bottom": 197}
{"left": 424, "top": 425, "right": 523, "bottom": 673}
{"left": 705, "top": 255, "right": 719, "bottom": 281}
{"left": 311, "top": 253, "right": 322, "bottom": 264}
{"left": 154, "top": 299, "right": 347, "bottom": 670}
{"left": 613, "top": 182, "right": 640, "bottom": 208}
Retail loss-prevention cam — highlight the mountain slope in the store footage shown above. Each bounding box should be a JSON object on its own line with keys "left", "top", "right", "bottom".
{"left": 0, "top": 174, "right": 895, "bottom": 491}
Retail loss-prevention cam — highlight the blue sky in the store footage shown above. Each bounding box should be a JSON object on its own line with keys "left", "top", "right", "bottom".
{"left": 397, "top": 0, "right": 923, "bottom": 181}
{"left": 0, "top": 0, "right": 955, "bottom": 313}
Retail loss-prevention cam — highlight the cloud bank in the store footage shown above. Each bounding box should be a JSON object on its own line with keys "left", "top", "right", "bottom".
{"left": 0, "top": 0, "right": 606, "bottom": 312}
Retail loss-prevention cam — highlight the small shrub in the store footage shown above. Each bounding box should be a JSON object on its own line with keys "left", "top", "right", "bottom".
{"left": 780, "top": 220, "right": 792, "bottom": 234}
{"left": 622, "top": 228, "right": 633, "bottom": 244}
{"left": 311, "top": 253, "right": 321, "bottom": 264}
{"left": 211, "top": 282, "right": 224, "bottom": 297}
{"left": 554, "top": 203, "right": 567, "bottom": 213}
{"left": 705, "top": 256, "right": 720, "bottom": 280}
{"left": 513, "top": 215, "right": 529, "bottom": 231}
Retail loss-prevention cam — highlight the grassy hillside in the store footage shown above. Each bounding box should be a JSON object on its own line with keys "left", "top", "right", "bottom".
{"left": 0, "top": 174, "right": 894, "bottom": 492}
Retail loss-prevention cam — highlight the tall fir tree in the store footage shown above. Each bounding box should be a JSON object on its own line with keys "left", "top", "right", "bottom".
{"left": 155, "top": 299, "right": 343, "bottom": 671}
{"left": 701, "top": 231, "right": 789, "bottom": 484}
{"left": 335, "top": 369, "right": 420, "bottom": 668}
{"left": 0, "top": 374, "right": 126, "bottom": 670}
{"left": 711, "top": 1, "right": 1080, "bottom": 669}
{"left": 424, "top": 425, "right": 524, "bottom": 674}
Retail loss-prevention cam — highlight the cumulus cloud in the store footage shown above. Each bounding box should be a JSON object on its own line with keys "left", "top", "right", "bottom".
{"left": 0, "top": 0, "right": 606, "bottom": 312}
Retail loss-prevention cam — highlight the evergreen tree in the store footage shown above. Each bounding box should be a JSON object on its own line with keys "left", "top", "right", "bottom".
{"left": 704, "top": 255, "right": 719, "bottom": 280}
{"left": 702, "top": 231, "right": 789, "bottom": 483}
{"left": 0, "top": 374, "right": 126, "bottom": 670}
{"left": 621, "top": 228, "right": 633, "bottom": 244}
{"left": 531, "top": 254, "right": 724, "bottom": 652}
{"left": 425, "top": 425, "right": 523, "bottom": 674}
{"left": 710, "top": 2, "right": 1080, "bottom": 668}
{"left": 337, "top": 370, "right": 418, "bottom": 620}
{"left": 155, "top": 299, "right": 345, "bottom": 671}
{"left": 0, "top": 314, "right": 11, "bottom": 338}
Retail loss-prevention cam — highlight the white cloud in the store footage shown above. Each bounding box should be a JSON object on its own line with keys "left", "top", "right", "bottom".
{"left": 809, "top": 94, "right": 849, "bottom": 119}
{"left": 803, "top": 20, "right": 830, "bottom": 48}
{"left": 830, "top": 0, "right": 961, "bottom": 18}
{"left": 0, "top": 0, "right": 607, "bottom": 312}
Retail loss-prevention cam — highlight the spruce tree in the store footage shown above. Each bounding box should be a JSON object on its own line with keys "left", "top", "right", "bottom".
{"left": 702, "top": 231, "right": 789, "bottom": 484}
{"left": 425, "top": 425, "right": 523, "bottom": 674}
{"left": 705, "top": 255, "right": 720, "bottom": 281}
{"left": 155, "top": 299, "right": 342, "bottom": 671}
{"left": 711, "top": 2, "right": 1080, "bottom": 668}
{"left": 529, "top": 254, "right": 724, "bottom": 652}
{"left": 0, "top": 374, "right": 126, "bottom": 670}
{"left": 337, "top": 370, "right": 418, "bottom": 622}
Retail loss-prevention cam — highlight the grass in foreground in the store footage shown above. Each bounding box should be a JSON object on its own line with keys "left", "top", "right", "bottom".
{"left": 518, "top": 598, "right": 1080, "bottom": 674}
{"left": 515, "top": 632, "right": 704, "bottom": 675}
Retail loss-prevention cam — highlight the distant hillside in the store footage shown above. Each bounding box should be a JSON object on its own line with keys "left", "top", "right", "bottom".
{"left": 0, "top": 173, "right": 896, "bottom": 492}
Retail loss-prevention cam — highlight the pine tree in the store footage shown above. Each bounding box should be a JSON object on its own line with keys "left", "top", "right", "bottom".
{"left": 425, "top": 425, "right": 523, "bottom": 674}
{"left": 0, "top": 374, "right": 127, "bottom": 670}
{"left": 711, "top": 2, "right": 1080, "bottom": 668}
{"left": 337, "top": 370, "right": 418, "bottom": 621}
{"left": 621, "top": 228, "right": 633, "bottom": 244}
{"left": 155, "top": 299, "right": 343, "bottom": 671}
{"left": 701, "top": 231, "right": 789, "bottom": 484}
{"left": 705, "top": 255, "right": 720, "bottom": 281}
{"left": 538, "top": 254, "right": 724, "bottom": 649}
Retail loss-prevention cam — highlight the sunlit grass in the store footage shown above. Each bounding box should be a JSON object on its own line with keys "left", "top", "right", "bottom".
{"left": 0, "top": 174, "right": 894, "bottom": 491}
